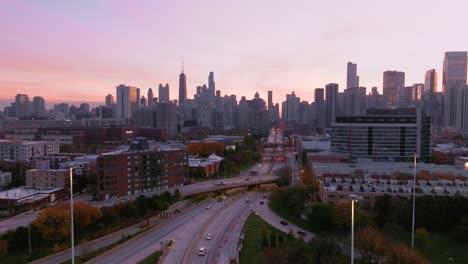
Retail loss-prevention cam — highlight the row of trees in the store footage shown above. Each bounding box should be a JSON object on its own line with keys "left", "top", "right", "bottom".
{"left": 374, "top": 194, "right": 468, "bottom": 242}
{"left": 258, "top": 236, "right": 348, "bottom": 264}
{"left": 0, "top": 190, "right": 179, "bottom": 260}
{"left": 269, "top": 185, "right": 429, "bottom": 263}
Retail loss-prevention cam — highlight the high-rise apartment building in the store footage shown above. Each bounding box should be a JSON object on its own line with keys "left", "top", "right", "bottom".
{"left": 157, "top": 101, "right": 177, "bottom": 138}
{"left": 237, "top": 96, "right": 249, "bottom": 131}
{"left": 105, "top": 94, "right": 114, "bottom": 106}
{"left": 158, "top": 84, "right": 170, "bottom": 103}
{"left": 15, "top": 94, "right": 30, "bottom": 118}
{"left": 442, "top": 52, "right": 467, "bottom": 128}
{"left": 343, "top": 87, "right": 366, "bottom": 116}
{"left": 179, "top": 70, "right": 187, "bottom": 105}
{"left": 383, "top": 71, "right": 405, "bottom": 104}
{"left": 53, "top": 103, "right": 69, "bottom": 118}
{"left": 116, "top": 85, "right": 140, "bottom": 118}
{"left": 282, "top": 92, "right": 300, "bottom": 122}
{"left": 268, "top": 91, "right": 274, "bottom": 120}
{"left": 325, "top": 83, "right": 339, "bottom": 128}
{"left": 347, "top": 62, "right": 358, "bottom": 89}
{"left": 424, "top": 69, "right": 437, "bottom": 93}
{"left": 314, "top": 88, "right": 325, "bottom": 128}
{"left": 147, "top": 88, "right": 154, "bottom": 107}
{"left": 32, "top": 96, "right": 46, "bottom": 116}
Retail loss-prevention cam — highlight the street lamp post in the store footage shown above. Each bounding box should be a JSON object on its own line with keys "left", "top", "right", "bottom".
{"left": 411, "top": 154, "right": 417, "bottom": 248}
{"left": 349, "top": 194, "right": 363, "bottom": 264}
{"left": 69, "top": 167, "right": 75, "bottom": 264}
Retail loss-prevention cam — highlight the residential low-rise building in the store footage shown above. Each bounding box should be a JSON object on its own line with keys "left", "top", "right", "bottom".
{"left": 0, "top": 139, "right": 59, "bottom": 160}
{"left": 26, "top": 169, "right": 70, "bottom": 188}
{"left": 319, "top": 176, "right": 468, "bottom": 208}
{"left": 314, "top": 161, "right": 468, "bottom": 208}
{"left": 188, "top": 154, "right": 224, "bottom": 177}
{"left": 0, "top": 186, "right": 65, "bottom": 210}
{"left": 432, "top": 143, "right": 468, "bottom": 165}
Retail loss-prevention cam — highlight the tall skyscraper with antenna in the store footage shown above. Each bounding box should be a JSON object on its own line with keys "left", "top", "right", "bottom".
{"left": 179, "top": 62, "right": 187, "bottom": 104}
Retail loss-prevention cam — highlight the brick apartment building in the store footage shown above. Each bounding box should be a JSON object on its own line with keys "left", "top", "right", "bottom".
{"left": 97, "top": 148, "right": 187, "bottom": 200}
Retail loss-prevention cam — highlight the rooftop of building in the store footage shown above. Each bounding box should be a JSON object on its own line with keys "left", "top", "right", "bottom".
{"left": 433, "top": 143, "right": 468, "bottom": 153}
{"left": 0, "top": 186, "right": 63, "bottom": 200}
{"left": 27, "top": 169, "right": 69, "bottom": 172}
{"left": 188, "top": 154, "right": 224, "bottom": 167}
{"left": 101, "top": 142, "right": 185, "bottom": 156}
{"left": 313, "top": 161, "right": 468, "bottom": 177}
{"left": 0, "top": 139, "right": 51, "bottom": 145}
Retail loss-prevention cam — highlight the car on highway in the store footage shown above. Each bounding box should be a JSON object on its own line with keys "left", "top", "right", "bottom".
{"left": 205, "top": 234, "right": 212, "bottom": 240}
{"left": 280, "top": 220, "right": 289, "bottom": 226}
{"left": 139, "top": 222, "right": 147, "bottom": 228}
{"left": 205, "top": 205, "right": 211, "bottom": 209}
{"left": 173, "top": 209, "right": 181, "bottom": 214}
{"left": 190, "top": 201, "right": 197, "bottom": 205}
{"left": 217, "top": 198, "right": 223, "bottom": 202}
{"left": 245, "top": 199, "right": 251, "bottom": 203}
{"left": 263, "top": 195, "right": 267, "bottom": 199}
{"left": 244, "top": 177, "right": 250, "bottom": 181}
{"left": 198, "top": 247, "right": 207, "bottom": 256}
{"left": 297, "top": 230, "right": 307, "bottom": 236}
{"left": 260, "top": 200, "right": 265, "bottom": 204}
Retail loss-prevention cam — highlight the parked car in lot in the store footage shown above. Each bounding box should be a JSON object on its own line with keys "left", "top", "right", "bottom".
{"left": 217, "top": 198, "right": 223, "bottom": 202}
{"left": 262, "top": 195, "right": 267, "bottom": 199}
{"left": 297, "top": 230, "right": 307, "bottom": 236}
{"left": 173, "top": 209, "right": 181, "bottom": 214}
{"left": 280, "top": 220, "right": 289, "bottom": 226}
{"left": 260, "top": 200, "right": 265, "bottom": 204}
{"left": 205, "top": 234, "right": 212, "bottom": 240}
{"left": 198, "top": 247, "right": 207, "bottom": 256}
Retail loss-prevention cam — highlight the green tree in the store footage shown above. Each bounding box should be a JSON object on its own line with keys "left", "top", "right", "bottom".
{"left": 307, "top": 203, "right": 335, "bottom": 230}
{"left": 174, "top": 188, "right": 181, "bottom": 201}
{"left": 270, "top": 231, "right": 277, "bottom": 248}
{"left": 0, "top": 239, "right": 8, "bottom": 257}
{"left": 275, "top": 167, "right": 291, "bottom": 187}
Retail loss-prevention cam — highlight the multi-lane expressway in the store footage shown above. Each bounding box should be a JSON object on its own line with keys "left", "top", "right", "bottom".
{"left": 87, "top": 193, "right": 256, "bottom": 264}
{"left": 87, "top": 190, "right": 311, "bottom": 264}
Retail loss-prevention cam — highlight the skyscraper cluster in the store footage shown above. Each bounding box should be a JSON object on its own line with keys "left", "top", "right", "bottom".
{"left": 2, "top": 51, "right": 467, "bottom": 137}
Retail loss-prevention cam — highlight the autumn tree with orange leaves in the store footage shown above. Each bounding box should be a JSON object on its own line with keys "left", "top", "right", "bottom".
{"left": 32, "top": 201, "right": 101, "bottom": 244}
{"left": 355, "top": 227, "right": 427, "bottom": 264}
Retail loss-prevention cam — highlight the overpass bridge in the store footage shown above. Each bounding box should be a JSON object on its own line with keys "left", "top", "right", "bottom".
{"left": 179, "top": 175, "right": 278, "bottom": 197}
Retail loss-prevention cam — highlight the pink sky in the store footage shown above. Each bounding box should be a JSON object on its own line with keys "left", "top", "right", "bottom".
{"left": 1, "top": 0, "right": 467, "bottom": 108}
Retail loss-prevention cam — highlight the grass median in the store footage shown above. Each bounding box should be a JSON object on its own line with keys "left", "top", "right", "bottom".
{"left": 239, "top": 213, "right": 288, "bottom": 264}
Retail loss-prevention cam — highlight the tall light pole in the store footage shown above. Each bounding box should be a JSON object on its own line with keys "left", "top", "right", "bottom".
{"left": 411, "top": 154, "right": 417, "bottom": 248}
{"left": 69, "top": 167, "right": 75, "bottom": 264}
{"left": 349, "top": 194, "right": 363, "bottom": 264}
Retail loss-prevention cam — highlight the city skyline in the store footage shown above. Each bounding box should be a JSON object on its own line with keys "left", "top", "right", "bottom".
{"left": 2, "top": 1, "right": 468, "bottom": 108}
